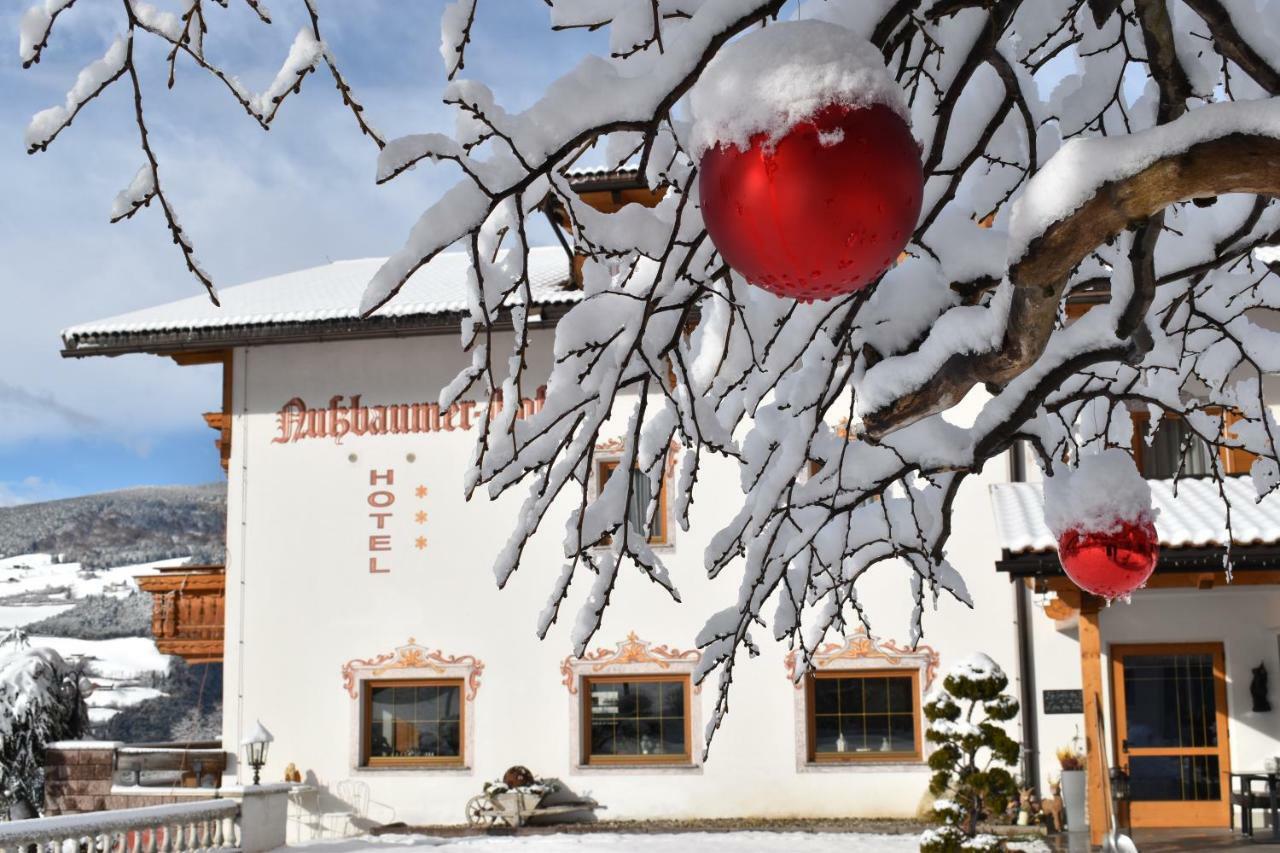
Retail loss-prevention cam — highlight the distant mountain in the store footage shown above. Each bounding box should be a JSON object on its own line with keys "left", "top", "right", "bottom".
{"left": 0, "top": 484, "right": 226, "bottom": 570}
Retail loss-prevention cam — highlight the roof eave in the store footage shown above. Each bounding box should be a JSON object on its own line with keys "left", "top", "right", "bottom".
{"left": 60, "top": 300, "right": 579, "bottom": 359}
{"left": 995, "top": 543, "right": 1280, "bottom": 578}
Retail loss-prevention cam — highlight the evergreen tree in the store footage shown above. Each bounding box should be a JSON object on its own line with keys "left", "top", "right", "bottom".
{"left": 0, "top": 631, "right": 89, "bottom": 816}
{"left": 920, "top": 654, "right": 1020, "bottom": 853}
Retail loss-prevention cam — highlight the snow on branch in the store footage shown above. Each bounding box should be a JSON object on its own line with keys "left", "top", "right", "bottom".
{"left": 18, "top": 0, "right": 78, "bottom": 68}
{"left": 440, "top": 0, "right": 479, "bottom": 81}
{"left": 110, "top": 165, "right": 157, "bottom": 223}
{"left": 250, "top": 27, "right": 325, "bottom": 121}
{"left": 25, "top": 35, "right": 129, "bottom": 154}
{"left": 19, "top": 0, "right": 1280, "bottom": 755}
{"left": 352, "top": 0, "right": 1280, "bottom": 754}
{"left": 19, "top": 0, "right": 384, "bottom": 295}
{"left": 859, "top": 100, "right": 1280, "bottom": 438}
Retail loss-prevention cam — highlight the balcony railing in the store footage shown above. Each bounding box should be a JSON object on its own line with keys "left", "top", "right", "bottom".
{"left": 134, "top": 566, "right": 225, "bottom": 665}
{"left": 0, "top": 799, "right": 240, "bottom": 853}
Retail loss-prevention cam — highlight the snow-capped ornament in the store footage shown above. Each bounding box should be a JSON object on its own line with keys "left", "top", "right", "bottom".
{"left": 1043, "top": 449, "right": 1160, "bottom": 600}
{"left": 690, "top": 21, "right": 922, "bottom": 301}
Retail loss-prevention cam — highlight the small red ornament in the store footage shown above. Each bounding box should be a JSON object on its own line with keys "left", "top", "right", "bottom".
{"left": 1057, "top": 519, "right": 1159, "bottom": 600}
{"left": 698, "top": 102, "right": 923, "bottom": 301}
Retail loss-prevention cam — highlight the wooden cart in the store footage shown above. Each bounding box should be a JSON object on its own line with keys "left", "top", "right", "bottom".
{"left": 464, "top": 788, "right": 600, "bottom": 828}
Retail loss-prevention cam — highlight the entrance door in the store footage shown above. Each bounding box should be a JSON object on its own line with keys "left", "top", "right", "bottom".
{"left": 1111, "top": 643, "right": 1231, "bottom": 827}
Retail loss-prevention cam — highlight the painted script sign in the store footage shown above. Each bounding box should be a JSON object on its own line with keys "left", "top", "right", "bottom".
{"left": 273, "top": 387, "right": 546, "bottom": 445}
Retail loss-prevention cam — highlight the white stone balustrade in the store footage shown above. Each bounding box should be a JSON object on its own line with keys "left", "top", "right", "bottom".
{"left": 0, "top": 799, "right": 240, "bottom": 853}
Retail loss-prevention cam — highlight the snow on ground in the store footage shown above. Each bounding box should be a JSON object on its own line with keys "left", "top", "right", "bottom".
{"left": 296, "top": 833, "right": 1051, "bottom": 853}
{"left": 0, "top": 553, "right": 187, "bottom": 600}
{"left": 0, "top": 554, "right": 184, "bottom": 726}
{"left": 0, "top": 602, "right": 75, "bottom": 628}
{"left": 301, "top": 833, "right": 918, "bottom": 853}
{"left": 28, "top": 635, "right": 171, "bottom": 680}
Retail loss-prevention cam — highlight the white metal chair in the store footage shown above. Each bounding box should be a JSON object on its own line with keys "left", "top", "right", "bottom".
{"left": 286, "top": 786, "right": 326, "bottom": 842}
{"left": 320, "top": 780, "right": 396, "bottom": 837}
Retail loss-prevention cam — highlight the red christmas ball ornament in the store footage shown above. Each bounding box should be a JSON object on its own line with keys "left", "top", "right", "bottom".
{"left": 699, "top": 103, "right": 922, "bottom": 301}
{"left": 1057, "top": 519, "right": 1159, "bottom": 600}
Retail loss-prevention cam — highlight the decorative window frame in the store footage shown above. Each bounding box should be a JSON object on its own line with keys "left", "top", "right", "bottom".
{"left": 562, "top": 632, "right": 702, "bottom": 774}
{"left": 341, "top": 638, "right": 483, "bottom": 774}
{"left": 592, "top": 438, "right": 679, "bottom": 549}
{"left": 784, "top": 629, "right": 939, "bottom": 773}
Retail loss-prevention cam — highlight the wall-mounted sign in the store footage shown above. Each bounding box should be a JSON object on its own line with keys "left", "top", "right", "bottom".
{"left": 362, "top": 468, "right": 430, "bottom": 574}
{"left": 273, "top": 387, "right": 546, "bottom": 445}
{"left": 1043, "top": 689, "right": 1083, "bottom": 714}
{"left": 367, "top": 468, "right": 396, "bottom": 574}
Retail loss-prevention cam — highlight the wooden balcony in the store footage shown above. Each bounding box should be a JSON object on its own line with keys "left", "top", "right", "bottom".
{"left": 202, "top": 411, "right": 231, "bottom": 472}
{"left": 135, "top": 566, "right": 225, "bottom": 665}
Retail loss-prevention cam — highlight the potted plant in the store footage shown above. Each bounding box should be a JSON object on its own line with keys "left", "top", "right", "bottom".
{"left": 1057, "top": 736, "right": 1087, "bottom": 831}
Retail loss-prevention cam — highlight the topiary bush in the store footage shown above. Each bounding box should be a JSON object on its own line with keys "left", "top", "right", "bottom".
{"left": 919, "top": 654, "right": 1020, "bottom": 853}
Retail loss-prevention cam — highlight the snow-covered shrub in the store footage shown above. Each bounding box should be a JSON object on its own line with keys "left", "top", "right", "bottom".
{"left": 0, "top": 633, "right": 89, "bottom": 814}
{"left": 920, "top": 654, "right": 1020, "bottom": 853}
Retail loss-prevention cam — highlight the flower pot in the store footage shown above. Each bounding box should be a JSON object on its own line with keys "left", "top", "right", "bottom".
{"left": 1061, "top": 769, "right": 1087, "bottom": 830}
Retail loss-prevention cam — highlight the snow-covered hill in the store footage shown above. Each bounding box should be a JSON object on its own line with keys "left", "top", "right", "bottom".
{"left": 0, "top": 485, "right": 226, "bottom": 740}
{"left": 0, "top": 483, "right": 225, "bottom": 570}
{"left": 1, "top": 554, "right": 184, "bottom": 729}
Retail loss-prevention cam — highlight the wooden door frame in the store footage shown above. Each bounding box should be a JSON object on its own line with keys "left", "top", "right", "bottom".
{"left": 1109, "top": 642, "right": 1231, "bottom": 828}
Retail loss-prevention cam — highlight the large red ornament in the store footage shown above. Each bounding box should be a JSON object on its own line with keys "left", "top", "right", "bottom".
{"left": 1057, "top": 519, "right": 1159, "bottom": 600}
{"left": 698, "top": 103, "right": 923, "bottom": 301}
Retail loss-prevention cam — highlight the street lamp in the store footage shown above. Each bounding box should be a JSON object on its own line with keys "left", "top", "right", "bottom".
{"left": 240, "top": 720, "right": 273, "bottom": 786}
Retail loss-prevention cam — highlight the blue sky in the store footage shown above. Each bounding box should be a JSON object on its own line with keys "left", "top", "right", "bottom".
{"left": 0, "top": 0, "right": 639, "bottom": 505}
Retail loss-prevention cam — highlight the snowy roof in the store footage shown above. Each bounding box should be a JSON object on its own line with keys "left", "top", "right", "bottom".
{"left": 62, "top": 247, "right": 575, "bottom": 355}
{"left": 564, "top": 166, "right": 644, "bottom": 189}
{"left": 990, "top": 477, "right": 1280, "bottom": 553}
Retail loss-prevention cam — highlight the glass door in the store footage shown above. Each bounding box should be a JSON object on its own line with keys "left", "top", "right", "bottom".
{"left": 1111, "top": 643, "right": 1231, "bottom": 827}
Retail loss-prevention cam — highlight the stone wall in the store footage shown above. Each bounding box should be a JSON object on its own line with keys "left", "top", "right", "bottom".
{"left": 43, "top": 743, "right": 206, "bottom": 816}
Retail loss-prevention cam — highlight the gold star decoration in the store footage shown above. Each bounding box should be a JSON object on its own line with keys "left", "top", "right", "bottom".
{"left": 415, "top": 485, "right": 428, "bottom": 498}
{"left": 414, "top": 510, "right": 428, "bottom": 524}
{"left": 414, "top": 536, "right": 428, "bottom": 550}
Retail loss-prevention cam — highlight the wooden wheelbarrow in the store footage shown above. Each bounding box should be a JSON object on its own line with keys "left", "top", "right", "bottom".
{"left": 464, "top": 788, "right": 601, "bottom": 829}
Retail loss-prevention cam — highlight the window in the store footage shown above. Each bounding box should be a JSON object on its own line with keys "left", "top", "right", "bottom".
{"left": 364, "top": 679, "right": 464, "bottom": 767}
{"left": 597, "top": 460, "right": 668, "bottom": 544}
{"left": 582, "top": 675, "right": 690, "bottom": 765}
{"left": 1143, "top": 417, "right": 1215, "bottom": 478}
{"left": 806, "top": 670, "right": 921, "bottom": 762}
{"left": 1131, "top": 409, "right": 1255, "bottom": 478}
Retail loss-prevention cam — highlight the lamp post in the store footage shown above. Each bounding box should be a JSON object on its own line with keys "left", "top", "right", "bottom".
{"left": 240, "top": 720, "right": 273, "bottom": 786}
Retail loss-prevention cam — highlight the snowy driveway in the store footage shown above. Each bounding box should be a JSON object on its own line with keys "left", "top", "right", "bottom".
{"left": 297, "top": 832, "right": 924, "bottom": 853}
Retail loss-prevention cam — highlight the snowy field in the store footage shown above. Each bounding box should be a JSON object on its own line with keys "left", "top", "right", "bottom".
{"left": 0, "top": 552, "right": 184, "bottom": 599}
{"left": 0, "top": 553, "right": 180, "bottom": 725}
{"left": 298, "top": 833, "right": 1050, "bottom": 853}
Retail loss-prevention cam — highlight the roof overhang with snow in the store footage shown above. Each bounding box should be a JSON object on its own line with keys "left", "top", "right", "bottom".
{"left": 60, "top": 247, "right": 576, "bottom": 359}
{"left": 989, "top": 477, "right": 1280, "bottom": 578}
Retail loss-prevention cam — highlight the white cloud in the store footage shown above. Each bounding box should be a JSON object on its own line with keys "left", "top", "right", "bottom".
{"left": 1, "top": 1, "right": 603, "bottom": 455}
{"left": 0, "top": 476, "right": 60, "bottom": 507}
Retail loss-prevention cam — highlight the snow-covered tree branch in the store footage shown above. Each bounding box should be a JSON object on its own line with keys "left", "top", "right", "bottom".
{"left": 21, "top": 0, "right": 1280, "bottom": 754}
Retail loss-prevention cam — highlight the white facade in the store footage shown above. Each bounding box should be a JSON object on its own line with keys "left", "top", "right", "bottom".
{"left": 215, "top": 329, "right": 1025, "bottom": 825}
{"left": 63, "top": 253, "right": 1280, "bottom": 830}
